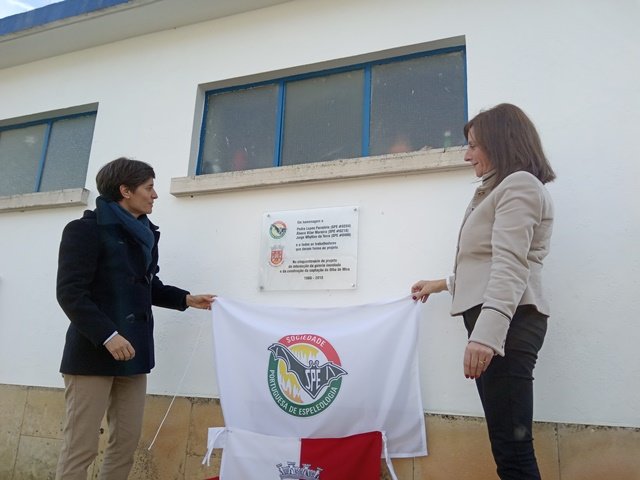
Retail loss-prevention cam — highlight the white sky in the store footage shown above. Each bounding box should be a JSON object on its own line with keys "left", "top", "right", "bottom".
{"left": 0, "top": 0, "right": 63, "bottom": 19}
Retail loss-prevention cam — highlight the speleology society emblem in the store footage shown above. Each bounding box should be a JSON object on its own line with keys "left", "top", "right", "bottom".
{"left": 267, "top": 334, "right": 347, "bottom": 417}
{"left": 269, "top": 220, "right": 287, "bottom": 239}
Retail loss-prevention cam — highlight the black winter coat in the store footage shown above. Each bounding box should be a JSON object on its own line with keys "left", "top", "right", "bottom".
{"left": 57, "top": 198, "right": 189, "bottom": 375}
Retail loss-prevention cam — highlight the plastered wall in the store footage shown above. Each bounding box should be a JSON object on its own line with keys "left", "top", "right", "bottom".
{"left": 0, "top": 0, "right": 638, "bottom": 429}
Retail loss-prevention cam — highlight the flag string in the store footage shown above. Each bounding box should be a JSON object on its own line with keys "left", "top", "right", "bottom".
{"left": 382, "top": 431, "right": 399, "bottom": 480}
{"left": 148, "top": 318, "right": 207, "bottom": 451}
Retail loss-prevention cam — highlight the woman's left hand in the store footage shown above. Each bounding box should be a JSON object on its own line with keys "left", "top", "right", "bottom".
{"left": 464, "top": 341, "right": 495, "bottom": 379}
{"left": 186, "top": 294, "right": 216, "bottom": 310}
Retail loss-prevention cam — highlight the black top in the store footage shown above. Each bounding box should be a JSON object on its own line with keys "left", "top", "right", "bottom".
{"left": 56, "top": 198, "right": 189, "bottom": 375}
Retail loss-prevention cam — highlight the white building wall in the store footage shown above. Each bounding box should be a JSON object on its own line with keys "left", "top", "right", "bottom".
{"left": 0, "top": 0, "right": 638, "bottom": 427}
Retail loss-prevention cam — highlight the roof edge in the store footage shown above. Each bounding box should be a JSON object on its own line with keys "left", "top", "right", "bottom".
{"left": 0, "top": 0, "right": 131, "bottom": 37}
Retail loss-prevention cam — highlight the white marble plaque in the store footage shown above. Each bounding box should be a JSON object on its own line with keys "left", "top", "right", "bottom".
{"left": 259, "top": 206, "right": 359, "bottom": 291}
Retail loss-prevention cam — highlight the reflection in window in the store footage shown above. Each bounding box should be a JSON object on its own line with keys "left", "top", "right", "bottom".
{"left": 200, "top": 85, "right": 278, "bottom": 175}
{"left": 282, "top": 71, "right": 363, "bottom": 165}
{"left": 370, "top": 51, "right": 466, "bottom": 155}
{"left": 198, "top": 47, "right": 466, "bottom": 174}
{"left": 0, "top": 112, "right": 96, "bottom": 197}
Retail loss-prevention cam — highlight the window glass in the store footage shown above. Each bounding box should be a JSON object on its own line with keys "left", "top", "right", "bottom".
{"left": 198, "top": 47, "right": 466, "bottom": 174}
{"left": 0, "top": 124, "right": 46, "bottom": 196}
{"left": 281, "top": 70, "right": 363, "bottom": 166}
{"left": 200, "top": 85, "right": 278, "bottom": 174}
{"left": 39, "top": 114, "right": 96, "bottom": 192}
{"left": 369, "top": 51, "right": 466, "bottom": 155}
{"left": 0, "top": 111, "right": 97, "bottom": 197}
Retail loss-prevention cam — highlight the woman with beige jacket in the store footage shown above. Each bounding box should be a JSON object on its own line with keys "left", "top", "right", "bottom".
{"left": 411, "top": 103, "right": 555, "bottom": 480}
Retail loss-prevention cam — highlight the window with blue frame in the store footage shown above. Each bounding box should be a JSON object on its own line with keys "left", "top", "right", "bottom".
{"left": 198, "top": 47, "right": 466, "bottom": 175}
{"left": 0, "top": 111, "right": 97, "bottom": 197}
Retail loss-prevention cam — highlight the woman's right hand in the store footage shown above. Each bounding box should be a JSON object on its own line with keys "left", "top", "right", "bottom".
{"left": 411, "top": 279, "right": 447, "bottom": 303}
{"left": 105, "top": 334, "right": 135, "bottom": 361}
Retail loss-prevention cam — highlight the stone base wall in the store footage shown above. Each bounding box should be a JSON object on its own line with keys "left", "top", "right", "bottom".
{"left": 2, "top": 384, "right": 639, "bottom": 479}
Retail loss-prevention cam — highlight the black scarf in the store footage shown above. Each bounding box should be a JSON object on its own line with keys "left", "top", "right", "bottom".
{"left": 103, "top": 198, "right": 154, "bottom": 270}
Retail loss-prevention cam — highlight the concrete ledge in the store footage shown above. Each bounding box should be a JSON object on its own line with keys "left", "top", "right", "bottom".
{"left": 170, "top": 147, "right": 467, "bottom": 197}
{"left": 0, "top": 188, "right": 90, "bottom": 213}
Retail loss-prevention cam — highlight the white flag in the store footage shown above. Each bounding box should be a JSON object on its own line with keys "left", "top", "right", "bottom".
{"left": 211, "top": 296, "right": 427, "bottom": 457}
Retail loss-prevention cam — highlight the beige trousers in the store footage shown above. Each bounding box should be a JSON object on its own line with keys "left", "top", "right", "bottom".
{"left": 55, "top": 374, "right": 147, "bottom": 480}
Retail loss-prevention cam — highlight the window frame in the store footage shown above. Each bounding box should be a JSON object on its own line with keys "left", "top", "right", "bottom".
{"left": 0, "top": 107, "right": 97, "bottom": 213}
{"left": 195, "top": 45, "right": 467, "bottom": 175}
{"left": 172, "top": 43, "right": 468, "bottom": 197}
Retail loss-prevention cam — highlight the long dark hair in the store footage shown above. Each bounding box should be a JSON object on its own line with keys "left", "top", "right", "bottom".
{"left": 464, "top": 103, "right": 556, "bottom": 185}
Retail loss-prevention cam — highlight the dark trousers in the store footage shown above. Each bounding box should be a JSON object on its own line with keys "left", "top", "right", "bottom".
{"left": 463, "top": 305, "right": 548, "bottom": 480}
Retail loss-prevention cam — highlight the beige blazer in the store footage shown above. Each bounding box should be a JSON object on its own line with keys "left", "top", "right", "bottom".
{"left": 450, "top": 170, "right": 554, "bottom": 356}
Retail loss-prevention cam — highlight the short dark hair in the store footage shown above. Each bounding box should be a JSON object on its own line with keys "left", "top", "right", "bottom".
{"left": 464, "top": 103, "right": 556, "bottom": 185}
{"left": 95, "top": 157, "right": 155, "bottom": 201}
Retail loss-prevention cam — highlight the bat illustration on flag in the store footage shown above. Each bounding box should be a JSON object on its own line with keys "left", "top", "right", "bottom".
{"left": 268, "top": 343, "right": 347, "bottom": 399}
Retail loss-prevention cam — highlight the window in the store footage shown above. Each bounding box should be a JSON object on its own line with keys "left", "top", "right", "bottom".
{"left": 198, "top": 47, "right": 466, "bottom": 175}
{"left": 0, "top": 111, "right": 97, "bottom": 197}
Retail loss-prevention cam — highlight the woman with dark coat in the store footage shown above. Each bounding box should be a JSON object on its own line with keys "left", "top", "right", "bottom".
{"left": 411, "top": 104, "right": 555, "bottom": 479}
{"left": 55, "top": 157, "right": 214, "bottom": 480}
